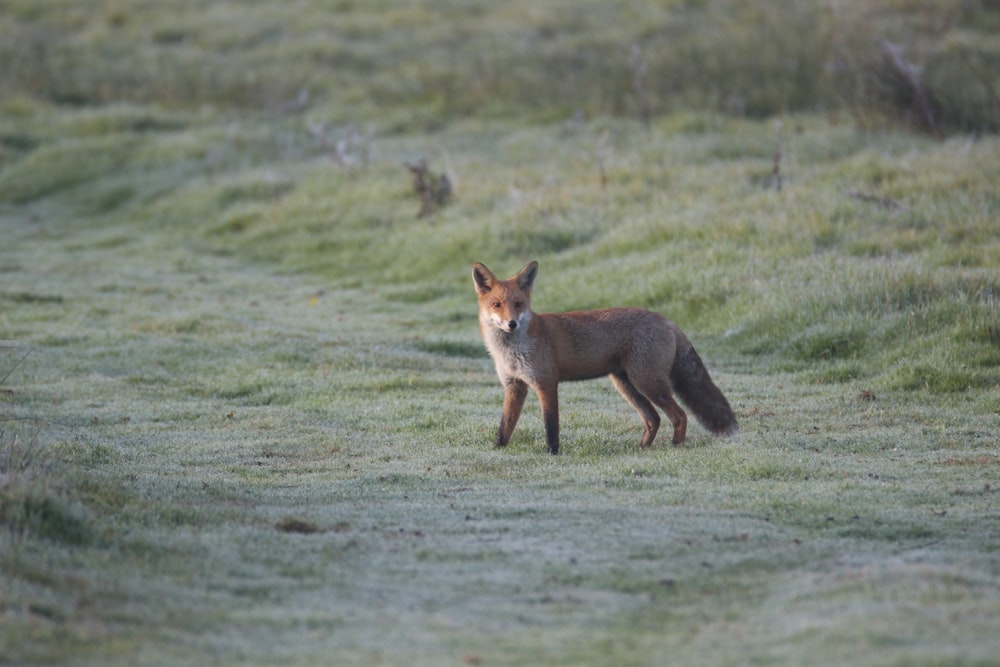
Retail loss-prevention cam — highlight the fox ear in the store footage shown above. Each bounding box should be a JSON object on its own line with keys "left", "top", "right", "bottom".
{"left": 516, "top": 261, "right": 539, "bottom": 292}
{"left": 472, "top": 262, "right": 497, "bottom": 295}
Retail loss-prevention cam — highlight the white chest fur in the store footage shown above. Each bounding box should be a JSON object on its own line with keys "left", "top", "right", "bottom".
{"left": 482, "top": 325, "right": 538, "bottom": 386}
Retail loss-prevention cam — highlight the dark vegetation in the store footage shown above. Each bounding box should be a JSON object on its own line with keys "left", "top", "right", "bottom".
{"left": 0, "top": 1, "right": 997, "bottom": 134}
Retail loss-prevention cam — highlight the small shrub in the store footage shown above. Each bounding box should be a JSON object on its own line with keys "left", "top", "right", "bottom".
{"left": 924, "top": 35, "right": 1000, "bottom": 134}
{"left": 1, "top": 430, "right": 92, "bottom": 545}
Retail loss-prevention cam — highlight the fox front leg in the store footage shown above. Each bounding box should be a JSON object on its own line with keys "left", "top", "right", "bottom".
{"left": 496, "top": 378, "right": 528, "bottom": 448}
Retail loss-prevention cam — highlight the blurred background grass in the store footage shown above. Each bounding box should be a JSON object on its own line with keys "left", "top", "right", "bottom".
{"left": 2, "top": 0, "right": 998, "bottom": 394}
{"left": 1, "top": 0, "right": 997, "bottom": 133}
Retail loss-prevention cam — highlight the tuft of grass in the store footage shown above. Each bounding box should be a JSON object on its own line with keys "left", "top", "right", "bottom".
{"left": 412, "top": 339, "right": 486, "bottom": 359}
{"left": 0, "top": 429, "right": 92, "bottom": 547}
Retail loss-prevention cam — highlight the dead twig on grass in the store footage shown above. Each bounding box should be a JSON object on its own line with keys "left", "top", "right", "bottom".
{"left": 630, "top": 44, "right": 651, "bottom": 131}
{"left": 881, "top": 40, "right": 942, "bottom": 137}
{"left": 1, "top": 348, "right": 31, "bottom": 395}
{"left": 843, "top": 188, "right": 906, "bottom": 211}
{"left": 405, "top": 158, "right": 452, "bottom": 218}
{"left": 772, "top": 119, "right": 784, "bottom": 191}
{"left": 307, "top": 122, "right": 371, "bottom": 170}
{"left": 595, "top": 128, "right": 611, "bottom": 195}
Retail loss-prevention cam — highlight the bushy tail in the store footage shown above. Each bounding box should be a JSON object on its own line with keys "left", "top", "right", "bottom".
{"left": 670, "top": 340, "right": 738, "bottom": 436}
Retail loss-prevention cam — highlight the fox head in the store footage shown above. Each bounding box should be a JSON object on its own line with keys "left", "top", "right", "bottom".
{"left": 472, "top": 261, "right": 538, "bottom": 334}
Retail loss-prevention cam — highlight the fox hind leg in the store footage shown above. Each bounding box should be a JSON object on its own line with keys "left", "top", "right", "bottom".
{"left": 611, "top": 371, "right": 661, "bottom": 448}
{"left": 656, "top": 391, "right": 688, "bottom": 445}
{"left": 623, "top": 369, "right": 689, "bottom": 446}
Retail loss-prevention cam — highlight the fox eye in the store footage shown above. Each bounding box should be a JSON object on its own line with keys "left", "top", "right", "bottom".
{"left": 492, "top": 301, "right": 502, "bottom": 309}
{"left": 513, "top": 301, "right": 524, "bottom": 309}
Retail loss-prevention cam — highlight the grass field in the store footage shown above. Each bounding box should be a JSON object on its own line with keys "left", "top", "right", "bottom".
{"left": 2, "top": 2, "right": 999, "bottom": 665}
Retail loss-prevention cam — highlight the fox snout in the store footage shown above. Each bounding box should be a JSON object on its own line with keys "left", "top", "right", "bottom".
{"left": 495, "top": 315, "right": 520, "bottom": 333}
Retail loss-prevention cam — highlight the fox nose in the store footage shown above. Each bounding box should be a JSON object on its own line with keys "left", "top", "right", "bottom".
{"left": 507, "top": 320, "right": 518, "bottom": 330}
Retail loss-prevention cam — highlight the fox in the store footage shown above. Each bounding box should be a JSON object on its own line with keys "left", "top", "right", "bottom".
{"left": 472, "top": 260, "right": 738, "bottom": 455}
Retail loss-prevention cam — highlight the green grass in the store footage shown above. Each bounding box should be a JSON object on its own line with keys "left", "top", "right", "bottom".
{"left": 2, "top": 0, "right": 997, "bottom": 130}
{"left": 2, "top": 1, "right": 999, "bottom": 665}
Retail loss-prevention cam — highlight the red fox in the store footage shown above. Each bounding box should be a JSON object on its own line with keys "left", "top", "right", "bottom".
{"left": 473, "top": 260, "right": 738, "bottom": 455}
